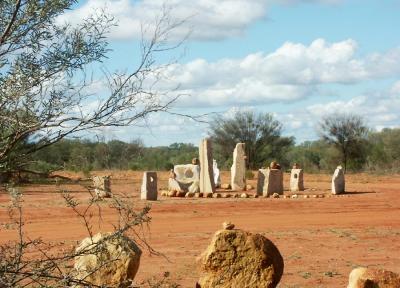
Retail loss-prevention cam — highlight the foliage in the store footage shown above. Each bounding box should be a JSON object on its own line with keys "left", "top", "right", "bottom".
{"left": 367, "top": 128, "right": 400, "bottom": 172}
{"left": 319, "top": 114, "right": 369, "bottom": 172}
{"left": 0, "top": 0, "right": 183, "bottom": 177}
{"left": 209, "top": 111, "right": 294, "bottom": 169}
{"left": 28, "top": 139, "right": 197, "bottom": 173}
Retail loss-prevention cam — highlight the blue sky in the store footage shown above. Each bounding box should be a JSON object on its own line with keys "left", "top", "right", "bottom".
{"left": 61, "top": 0, "right": 400, "bottom": 146}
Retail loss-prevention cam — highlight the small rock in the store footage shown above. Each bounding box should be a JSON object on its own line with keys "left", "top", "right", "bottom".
{"left": 185, "top": 192, "right": 195, "bottom": 198}
{"left": 222, "top": 222, "right": 235, "bottom": 230}
{"left": 347, "top": 267, "right": 400, "bottom": 288}
{"left": 176, "top": 191, "right": 186, "bottom": 197}
{"left": 272, "top": 193, "right": 280, "bottom": 198}
{"left": 240, "top": 193, "right": 249, "bottom": 198}
{"left": 246, "top": 184, "right": 254, "bottom": 190}
{"left": 204, "top": 192, "right": 213, "bottom": 198}
{"left": 233, "top": 194, "right": 240, "bottom": 198}
{"left": 221, "top": 183, "right": 231, "bottom": 190}
{"left": 312, "top": 195, "right": 318, "bottom": 198}
{"left": 213, "top": 193, "right": 222, "bottom": 198}
{"left": 303, "top": 195, "right": 309, "bottom": 199}
{"left": 254, "top": 194, "right": 259, "bottom": 198}
{"left": 291, "top": 194, "right": 298, "bottom": 199}
{"left": 167, "top": 191, "right": 177, "bottom": 197}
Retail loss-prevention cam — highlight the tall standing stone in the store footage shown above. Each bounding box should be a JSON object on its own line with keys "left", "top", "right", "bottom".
{"left": 213, "top": 159, "right": 221, "bottom": 188}
{"left": 231, "top": 143, "right": 246, "bottom": 191}
{"left": 199, "top": 139, "right": 216, "bottom": 193}
{"left": 331, "top": 165, "right": 345, "bottom": 194}
{"left": 257, "top": 169, "right": 283, "bottom": 197}
{"left": 141, "top": 172, "right": 158, "bottom": 200}
{"left": 290, "top": 169, "right": 304, "bottom": 192}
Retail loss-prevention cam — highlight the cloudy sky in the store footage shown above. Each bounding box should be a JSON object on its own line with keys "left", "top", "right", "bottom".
{"left": 61, "top": 0, "right": 400, "bottom": 146}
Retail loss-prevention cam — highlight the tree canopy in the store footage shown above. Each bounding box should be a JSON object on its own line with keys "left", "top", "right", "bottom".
{"left": 209, "top": 111, "right": 294, "bottom": 169}
{"left": 0, "top": 0, "right": 181, "bottom": 176}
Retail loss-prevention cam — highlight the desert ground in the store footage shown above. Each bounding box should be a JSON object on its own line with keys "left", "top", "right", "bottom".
{"left": 1, "top": 171, "right": 399, "bottom": 287}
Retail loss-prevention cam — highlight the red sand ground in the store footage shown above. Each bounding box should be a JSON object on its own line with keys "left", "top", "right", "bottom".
{"left": 1, "top": 171, "right": 399, "bottom": 287}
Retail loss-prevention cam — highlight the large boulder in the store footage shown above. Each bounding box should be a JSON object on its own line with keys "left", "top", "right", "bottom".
{"left": 197, "top": 224, "right": 284, "bottom": 288}
{"left": 347, "top": 267, "right": 400, "bottom": 288}
{"left": 74, "top": 232, "right": 142, "bottom": 287}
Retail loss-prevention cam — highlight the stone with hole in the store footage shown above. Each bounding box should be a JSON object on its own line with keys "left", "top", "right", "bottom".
{"left": 140, "top": 172, "right": 157, "bottom": 200}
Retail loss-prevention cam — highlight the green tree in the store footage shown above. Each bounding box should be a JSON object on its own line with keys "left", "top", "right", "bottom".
{"left": 209, "top": 111, "right": 294, "bottom": 169}
{"left": 319, "top": 113, "right": 369, "bottom": 172}
{"left": 0, "top": 0, "right": 183, "bottom": 177}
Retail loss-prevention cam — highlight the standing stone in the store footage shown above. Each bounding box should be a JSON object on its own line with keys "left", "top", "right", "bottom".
{"left": 213, "top": 159, "right": 221, "bottom": 188}
{"left": 257, "top": 169, "right": 283, "bottom": 197}
{"left": 290, "top": 169, "right": 304, "bottom": 192}
{"left": 199, "top": 139, "right": 216, "bottom": 193}
{"left": 231, "top": 143, "right": 246, "bottom": 191}
{"left": 331, "top": 165, "right": 345, "bottom": 194}
{"left": 93, "top": 175, "right": 111, "bottom": 198}
{"left": 140, "top": 172, "right": 157, "bottom": 200}
{"left": 347, "top": 267, "right": 400, "bottom": 288}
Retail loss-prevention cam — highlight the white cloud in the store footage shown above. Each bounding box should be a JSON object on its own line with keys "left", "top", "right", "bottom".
{"left": 59, "top": 0, "right": 345, "bottom": 41}
{"left": 150, "top": 39, "right": 400, "bottom": 107}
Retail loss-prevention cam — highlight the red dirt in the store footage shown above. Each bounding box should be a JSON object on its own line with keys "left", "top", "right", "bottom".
{"left": 1, "top": 171, "right": 400, "bottom": 287}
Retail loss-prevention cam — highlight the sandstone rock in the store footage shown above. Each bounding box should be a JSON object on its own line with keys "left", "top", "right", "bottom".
{"left": 257, "top": 169, "right": 284, "bottom": 197}
{"left": 231, "top": 143, "right": 246, "bottom": 191}
{"left": 168, "top": 178, "right": 183, "bottom": 193}
{"left": 140, "top": 172, "right": 157, "bottom": 201}
{"left": 167, "top": 190, "right": 177, "bottom": 197}
{"left": 240, "top": 193, "right": 249, "bottom": 198}
{"left": 185, "top": 192, "right": 195, "bottom": 198}
{"left": 176, "top": 191, "right": 186, "bottom": 197}
{"left": 197, "top": 227, "right": 284, "bottom": 288}
{"left": 246, "top": 184, "right": 254, "bottom": 190}
{"left": 213, "top": 159, "right": 221, "bottom": 188}
{"left": 204, "top": 192, "right": 213, "bottom": 198}
{"left": 272, "top": 193, "right": 280, "bottom": 198}
{"left": 93, "top": 176, "right": 111, "bottom": 198}
{"left": 233, "top": 193, "right": 240, "bottom": 198}
{"left": 188, "top": 180, "right": 200, "bottom": 193}
{"left": 222, "top": 221, "right": 235, "bottom": 230}
{"left": 222, "top": 193, "right": 231, "bottom": 198}
{"left": 213, "top": 193, "right": 222, "bottom": 198}
{"left": 303, "top": 195, "right": 309, "bottom": 199}
{"left": 254, "top": 194, "right": 259, "bottom": 198}
{"left": 221, "top": 183, "right": 231, "bottom": 190}
{"left": 347, "top": 267, "right": 400, "bottom": 288}
{"left": 291, "top": 194, "right": 298, "bottom": 199}
{"left": 290, "top": 169, "right": 304, "bottom": 192}
{"left": 160, "top": 191, "right": 167, "bottom": 196}
{"left": 332, "top": 165, "right": 345, "bottom": 194}
{"left": 174, "top": 164, "right": 200, "bottom": 182}
{"left": 199, "top": 139, "right": 216, "bottom": 193}
{"left": 74, "top": 233, "right": 141, "bottom": 288}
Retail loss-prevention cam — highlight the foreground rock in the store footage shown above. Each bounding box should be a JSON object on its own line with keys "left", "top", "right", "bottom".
{"left": 347, "top": 267, "right": 400, "bottom": 288}
{"left": 74, "top": 233, "right": 142, "bottom": 287}
{"left": 197, "top": 224, "right": 284, "bottom": 288}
